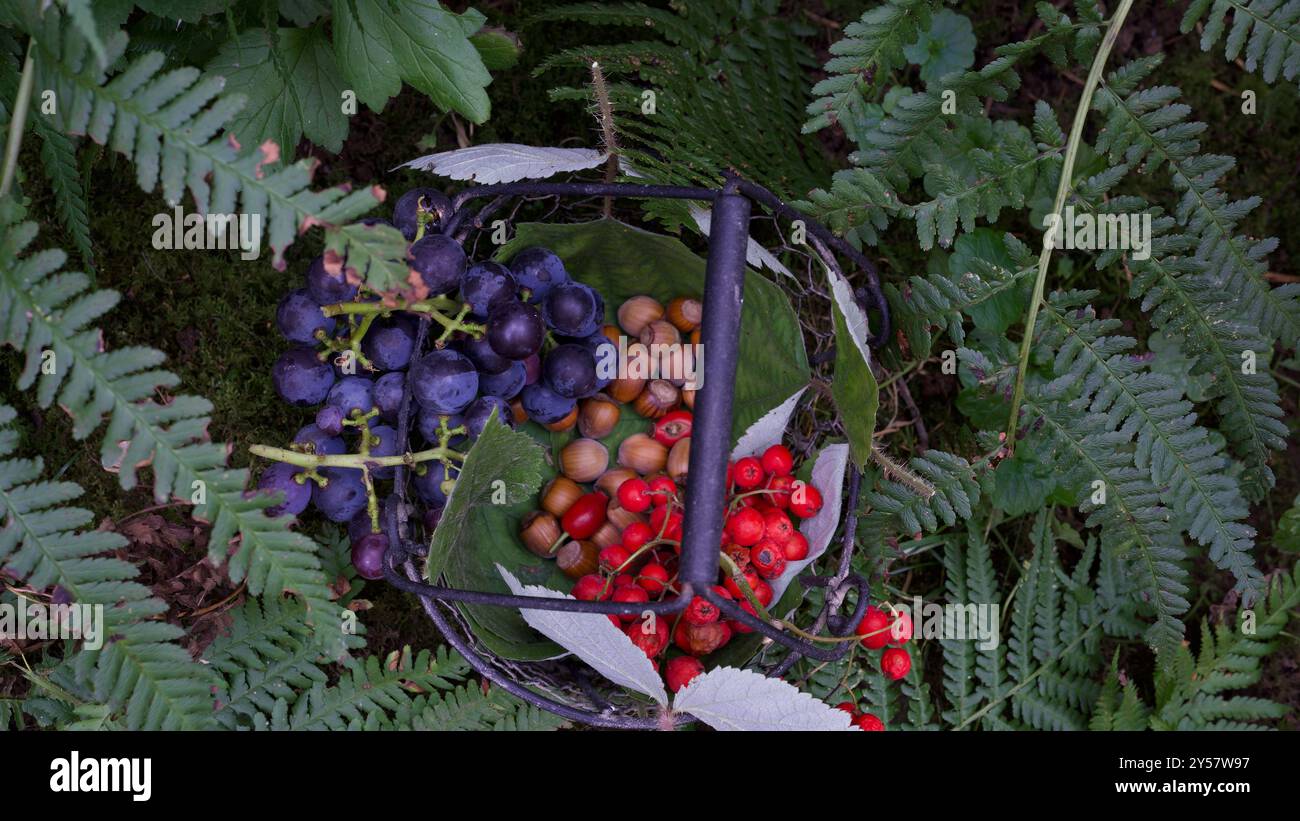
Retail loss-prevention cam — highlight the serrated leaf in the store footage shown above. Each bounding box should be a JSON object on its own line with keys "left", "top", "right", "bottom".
{"left": 424, "top": 415, "right": 563, "bottom": 660}
{"left": 323, "top": 220, "right": 409, "bottom": 295}
{"left": 208, "top": 27, "right": 350, "bottom": 154}
{"left": 770, "top": 444, "right": 850, "bottom": 603}
{"left": 827, "top": 265, "right": 878, "bottom": 468}
{"left": 498, "top": 565, "right": 669, "bottom": 706}
{"left": 672, "top": 666, "right": 854, "bottom": 731}
{"left": 332, "top": 0, "right": 493, "bottom": 122}
{"left": 471, "top": 27, "right": 522, "bottom": 71}
{"left": 730, "top": 388, "right": 806, "bottom": 460}
{"left": 399, "top": 144, "right": 607, "bottom": 185}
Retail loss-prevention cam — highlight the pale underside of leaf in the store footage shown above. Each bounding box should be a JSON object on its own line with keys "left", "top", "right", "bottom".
{"left": 498, "top": 564, "right": 669, "bottom": 706}
{"left": 672, "top": 666, "right": 854, "bottom": 731}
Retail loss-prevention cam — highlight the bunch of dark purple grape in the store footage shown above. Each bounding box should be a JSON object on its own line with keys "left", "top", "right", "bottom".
{"left": 256, "top": 188, "right": 617, "bottom": 581}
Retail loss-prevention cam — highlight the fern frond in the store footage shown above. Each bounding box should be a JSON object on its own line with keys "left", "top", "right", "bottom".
{"left": 1093, "top": 56, "right": 1300, "bottom": 348}
{"left": 1151, "top": 565, "right": 1300, "bottom": 729}
{"left": 1128, "top": 228, "right": 1286, "bottom": 499}
{"left": 534, "top": 0, "right": 824, "bottom": 228}
{"left": 0, "top": 404, "right": 217, "bottom": 729}
{"left": 1019, "top": 390, "right": 1190, "bottom": 657}
{"left": 204, "top": 597, "right": 330, "bottom": 729}
{"left": 1091, "top": 653, "right": 1151, "bottom": 730}
{"left": 887, "top": 234, "right": 1037, "bottom": 358}
{"left": 35, "top": 127, "right": 93, "bottom": 272}
{"left": 863, "top": 449, "right": 980, "bottom": 536}
{"left": 1036, "top": 290, "right": 1263, "bottom": 600}
{"left": 0, "top": 212, "right": 347, "bottom": 654}
{"left": 262, "top": 648, "right": 472, "bottom": 730}
{"left": 803, "top": 0, "right": 937, "bottom": 133}
{"left": 1181, "top": 0, "right": 1300, "bottom": 88}
{"left": 27, "top": 22, "right": 382, "bottom": 269}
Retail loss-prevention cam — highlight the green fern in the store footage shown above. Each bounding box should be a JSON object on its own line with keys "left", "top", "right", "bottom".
{"left": 20, "top": 20, "right": 382, "bottom": 269}
{"left": 532, "top": 1, "right": 825, "bottom": 226}
{"left": 1181, "top": 0, "right": 1300, "bottom": 88}
{"left": 1034, "top": 289, "right": 1262, "bottom": 601}
{"left": 1094, "top": 564, "right": 1299, "bottom": 729}
{"left": 803, "top": 0, "right": 937, "bottom": 134}
{"left": 862, "top": 449, "right": 981, "bottom": 537}
{"left": 0, "top": 209, "right": 348, "bottom": 655}
{"left": 1093, "top": 55, "right": 1300, "bottom": 351}
{"left": 0, "top": 403, "right": 217, "bottom": 729}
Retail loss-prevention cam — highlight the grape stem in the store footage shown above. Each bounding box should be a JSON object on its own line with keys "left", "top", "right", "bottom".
{"left": 320, "top": 297, "right": 485, "bottom": 340}
{"left": 248, "top": 443, "right": 466, "bottom": 469}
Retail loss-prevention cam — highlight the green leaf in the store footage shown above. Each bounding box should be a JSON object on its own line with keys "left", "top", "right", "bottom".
{"left": 830, "top": 297, "right": 879, "bottom": 469}
{"left": 135, "top": 0, "right": 233, "bottom": 22}
{"left": 499, "top": 219, "right": 810, "bottom": 442}
{"left": 332, "top": 0, "right": 493, "bottom": 122}
{"left": 1275, "top": 494, "right": 1300, "bottom": 552}
{"left": 324, "top": 220, "right": 409, "bottom": 296}
{"left": 471, "top": 28, "right": 522, "bottom": 71}
{"left": 208, "top": 26, "right": 350, "bottom": 154}
{"left": 990, "top": 451, "right": 1055, "bottom": 517}
{"left": 903, "top": 9, "right": 977, "bottom": 85}
{"left": 947, "top": 229, "right": 1027, "bottom": 334}
{"left": 424, "top": 415, "right": 562, "bottom": 660}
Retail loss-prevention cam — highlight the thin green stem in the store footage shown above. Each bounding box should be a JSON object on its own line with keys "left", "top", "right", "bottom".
{"left": 249, "top": 443, "right": 464, "bottom": 469}
{"left": 1004, "top": 0, "right": 1135, "bottom": 452}
{"left": 0, "top": 41, "right": 36, "bottom": 200}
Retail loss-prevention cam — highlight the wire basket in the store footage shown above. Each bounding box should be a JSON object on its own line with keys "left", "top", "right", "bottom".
{"left": 378, "top": 174, "right": 890, "bottom": 728}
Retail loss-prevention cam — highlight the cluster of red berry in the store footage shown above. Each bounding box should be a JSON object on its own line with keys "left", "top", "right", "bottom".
{"left": 829, "top": 607, "right": 914, "bottom": 730}
{"left": 543, "top": 437, "right": 824, "bottom": 692}
{"left": 858, "top": 605, "right": 914, "bottom": 679}
{"left": 835, "top": 702, "right": 885, "bottom": 731}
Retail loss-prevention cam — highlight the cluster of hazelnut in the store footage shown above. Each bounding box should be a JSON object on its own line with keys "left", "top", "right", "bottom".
{"left": 508, "top": 293, "right": 702, "bottom": 434}
{"left": 519, "top": 425, "right": 826, "bottom": 692}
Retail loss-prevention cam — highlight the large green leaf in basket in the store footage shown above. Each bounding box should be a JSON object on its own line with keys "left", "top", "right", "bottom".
{"left": 498, "top": 219, "right": 810, "bottom": 443}
{"left": 423, "top": 414, "right": 566, "bottom": 660}
{"left": 438, "top": 220, "right": 809, "bottom": 661}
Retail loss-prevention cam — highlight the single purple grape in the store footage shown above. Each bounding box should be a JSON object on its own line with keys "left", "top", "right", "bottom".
{"left": 410, "top": 349, "right": 478, "bottom": 414}
{"left": 417, "top": 410, "right": 467, "bottom": 447}
{"left": 372, "top": 371, "right": 406, "bottom": 422}
{"left": 408, "top": 234, "right": 466, "bottom": 295}
{"left": 520, "top": 383, "right": 575, "bottom": 425}
{"left": 273, "top": 348, "right": 335, "bottom": 406}
{"left": 486, "top": 300, "right": 545, "bottom": 361}
{"left": 543, "top": 343, "right": 598, "bottom": 399}
{"left": 305, "top": 254, "right": 358, "bottom": 305}
{"left": 509, "top": 246, "right": 570, "bottom": 303}
{"left": 465, "top": 396, "right": 513, "bottom": 438}
{"left": 360, "top": 316, "right": 416, "bottom": 372}
{"left": 294, "top": 423, "right": 346, "bottom": 455}
{"left": 479, "top": 359, "right": 527, "bottom": 399}
{"left": 326, "top": 375, "right": 375, "bottom": 417}
{"left": 459, "top": 262, "right": 517, "bottom": 317}
{"left": 315, "top": 405, "right": 345, "bottom": 436}
{"left": 542, "top": 282, "right": 603, "bottom": 337}
{"left": 351, "top": 532, "right": 388, "bottom": 580}
{"left": 276, "top": 288, "right": 336, "bottom": 345}
{"left": 365, "top": 423, "right": 400, "bottom": 478}
{"left": 461, "top": 333, "right": 512, "bottom": 375}
{"left": 393, "top": 188, "right": 450, "bottom": 241}
{"left": 413, "top": 461, "right": 457, "bottom": 505}
{"left": 258, "top": 462, "right": 311, "bottom": 517}
{"left": 312, "top": 467, "right": 367, "bottom": 523}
